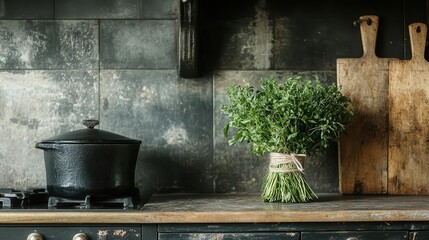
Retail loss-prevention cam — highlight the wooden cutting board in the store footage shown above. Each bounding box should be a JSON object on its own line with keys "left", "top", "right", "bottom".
{"left": 388, "top": 22, "right": 429, "bottom": 195}
{"left": 337, "top": 15, "right": 393, "bottom": 194}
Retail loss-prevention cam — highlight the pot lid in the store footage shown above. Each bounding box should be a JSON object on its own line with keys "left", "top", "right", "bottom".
{"left": 38, "top": 120, "right": 141, "bottom": 144}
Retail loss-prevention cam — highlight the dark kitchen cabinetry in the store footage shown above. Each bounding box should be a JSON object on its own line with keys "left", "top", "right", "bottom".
{"left": 159, "top": 232, "right": 299, "bottom": 240}
{"left": 0, "top": 225, "right": 141, "bottom": 240}
{"left": 2, "top": 223, "right": 428, "bottom": 240}
{"left": 153, "top": 223, "right": 429, "bottom": 240}
{"left": 157, "top": 224, "right": 299, "bottom": 240}
{"left": 301, "top": 231, "right": 408, "bottom": 240}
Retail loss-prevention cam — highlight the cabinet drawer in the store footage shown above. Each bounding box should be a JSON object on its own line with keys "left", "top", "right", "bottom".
{"left": 301, "top": 231, "right": 407, "bottom": 240}
{"left": 159, "top": 232, "right": 299, "bottom": 240}
{"left": 0, "top": 226, "right": 141, "bottom": 240}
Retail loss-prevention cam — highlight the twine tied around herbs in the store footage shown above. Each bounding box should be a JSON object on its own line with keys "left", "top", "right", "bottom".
{"left": 269, "top": 152, "right": 307, "bottom": 173}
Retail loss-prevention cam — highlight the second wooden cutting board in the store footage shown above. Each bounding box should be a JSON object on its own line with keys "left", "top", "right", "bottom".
{"left": 389, "top": 22, "right": 429, "bottom": 195}
{"left": 337, "top": 15, "right": 393, "bottom": 194}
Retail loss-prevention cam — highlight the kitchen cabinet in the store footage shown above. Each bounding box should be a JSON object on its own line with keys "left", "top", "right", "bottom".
{"left": 155, "top": 223, "right": 428, "bottom": 240}
{"left": 157, "top": 223, "right": 301, "bottom": 240}
{"left": 0, "top": 225, "right": 141, "bottom": 240}
{"left": 3, "top": 223, "right": 424, "bottom": 240}
{"left": 158, "top": 232, "right": 299, "bottom": 240}
{"left": 301, "top": 231, "right": 408, "bottom": 240}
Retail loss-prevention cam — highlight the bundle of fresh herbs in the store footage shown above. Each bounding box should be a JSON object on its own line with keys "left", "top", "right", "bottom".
{"left": 221, "top": 75, "right": 353, "bottom": 203}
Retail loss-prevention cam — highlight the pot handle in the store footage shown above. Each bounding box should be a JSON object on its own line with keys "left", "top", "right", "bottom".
{"left": 82, "top": 119, "right": 99, "bottom": 129}
{"left": 35, "top": 142, "right": 58, "bottom": 151}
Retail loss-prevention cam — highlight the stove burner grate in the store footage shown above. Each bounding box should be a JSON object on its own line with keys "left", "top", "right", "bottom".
{"left": 0, "top": 188, "right": 141, "bottom": 209}
{"left": 0, "top": 197, "right": 13, "bottom": 209}
{"left": 48, "top": 195, "right": 135, "bottom": 209}
{"left": 0, "top": 188, "right": 49, "bottom": 209}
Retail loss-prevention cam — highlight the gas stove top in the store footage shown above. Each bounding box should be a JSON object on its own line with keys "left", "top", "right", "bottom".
{"left": 0, "top": 188, "right": 140, "bottom": 209}
{"left": 0, "top": 188, "right": 48, "bottom": 209}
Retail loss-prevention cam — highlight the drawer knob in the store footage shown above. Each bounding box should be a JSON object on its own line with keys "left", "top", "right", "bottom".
{"left": 72, "top": 233, "right": 88, "bottom": 240}
{"left": 346, "top": 237, "right": 359, "bottom": 240}
{"left": 27, "top": 233, "right": 43, "bottom": 240}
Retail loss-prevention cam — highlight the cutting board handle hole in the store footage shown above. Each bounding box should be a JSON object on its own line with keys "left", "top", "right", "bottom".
{"left": 353, "top": 18, "right": 372, "bottom": 27}
{"left": 416, "top": 26, "right": 422, "bottom": 33}
{"left": 366, "top": 19, "right": 372, "bottom": 26}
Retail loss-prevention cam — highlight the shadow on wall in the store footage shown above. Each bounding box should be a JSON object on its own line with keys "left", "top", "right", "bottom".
{"left": 135, "top": 149, "right": 210, "bottom": 199}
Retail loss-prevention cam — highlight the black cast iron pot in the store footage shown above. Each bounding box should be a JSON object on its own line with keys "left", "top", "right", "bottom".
{"left": 35, "top": 119, "right": 142, "bottom": 199}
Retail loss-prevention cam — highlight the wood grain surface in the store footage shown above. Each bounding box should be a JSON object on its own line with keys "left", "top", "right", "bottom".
{"left": 337, "top": 15, "right": 392, "bottom": 194}
{"left": 388, "top": 23, "right": 429, "bottom": 195}
{"left": 1, "top": 194, "right": 429, "bottom": 224}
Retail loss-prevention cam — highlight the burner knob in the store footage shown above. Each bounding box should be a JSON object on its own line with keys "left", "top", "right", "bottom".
{"left": 27, "top": 233, "right": 43, "bottom": 240}
{"left": 72, "top": 233, "right": 88, "bottom": 240}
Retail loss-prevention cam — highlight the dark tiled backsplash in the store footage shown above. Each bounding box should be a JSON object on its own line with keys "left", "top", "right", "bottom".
{"left": 0, "top": 0, "right": 426, "bottom": 196}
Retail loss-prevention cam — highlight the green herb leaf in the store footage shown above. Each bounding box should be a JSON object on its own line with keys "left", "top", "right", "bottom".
{"left": 220, "top": 75, "right": 353, "bottom": 156}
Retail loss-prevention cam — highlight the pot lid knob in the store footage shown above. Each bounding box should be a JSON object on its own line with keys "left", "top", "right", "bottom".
{"left": 82, "top": 119, "right": 99, "bottom": 129}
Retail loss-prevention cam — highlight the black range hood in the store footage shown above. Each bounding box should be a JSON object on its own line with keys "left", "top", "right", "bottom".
{"left": 178, "top": 0, "right": 200, "bottom": 78}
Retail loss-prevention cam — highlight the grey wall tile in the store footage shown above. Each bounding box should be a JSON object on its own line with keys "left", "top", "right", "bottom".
{"left": 203, "top": 0, "right": 274, "bottom": 70}
{"left": 268, "top": 0, "right": 404, "bottom": 70}
{"left": 205, "top": 0, "right": 405, "bottom": 71}
{"left": 0, "top": 20, "right": 98, "bottom": 69}
{"left": 0, "top": 70, "right": 99, "bottom": 190}
{"left": 0, "top": 0, "right": 424, "bottom": 194}
{"left": 203, "top": 0, "right": 260, "bottom": 22}
{"left": 100, "top": 20, "right": 177, "bottom": 69}
{"left": 55, "top": 0, "right": 140, "bottom": 19}
{"left": 100, "top": 70, "right": 213, "bottom": 196}
{"left": 209, "top": 20, "right": 274, "bottom": 70}
{"left": 141, "top": 0, "right": 178, "bottom": 19}
{"left": 0, "top": 0, "right": 54, "bottom": 19}
{"left": 214, "top": 70, "right": 339, "bottom": 193}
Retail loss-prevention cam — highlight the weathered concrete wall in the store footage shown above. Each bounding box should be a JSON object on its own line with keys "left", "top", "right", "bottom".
{"left": 0, "top": 0, "right": 427, "bottom": 197}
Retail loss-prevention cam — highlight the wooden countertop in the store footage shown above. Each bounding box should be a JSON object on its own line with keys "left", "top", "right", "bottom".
{"left": 1, "top": 193, "right": 429, "bottom": 224}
